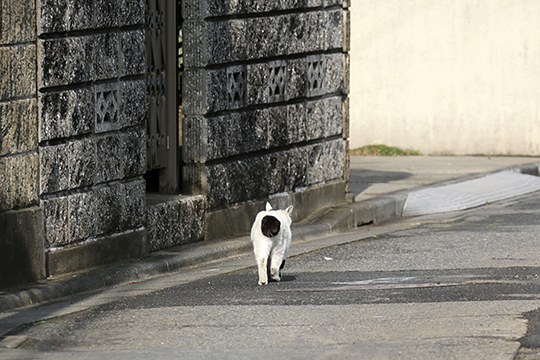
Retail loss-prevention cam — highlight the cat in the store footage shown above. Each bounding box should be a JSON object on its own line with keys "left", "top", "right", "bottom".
{"left": 250, "top": 202, "right": 294, "bottom": 286}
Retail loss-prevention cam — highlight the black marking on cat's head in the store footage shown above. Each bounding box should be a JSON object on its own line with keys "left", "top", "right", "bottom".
{"left": 261, "top": 215, "right": 281, "bottom": 237}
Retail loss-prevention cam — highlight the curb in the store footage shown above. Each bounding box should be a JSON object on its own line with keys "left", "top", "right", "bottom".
{"left": 1, "top": 162, "right": 539, "bottom": 312}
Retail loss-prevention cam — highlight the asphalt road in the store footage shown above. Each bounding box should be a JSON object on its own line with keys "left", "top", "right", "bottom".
{"left": 2, "top": 192, "right": 540, "bottom": 359}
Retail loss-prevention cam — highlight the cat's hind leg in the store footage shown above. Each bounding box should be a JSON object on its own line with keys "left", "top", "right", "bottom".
{"left": 269, "top": 254, "right": 285, "bottom": 282}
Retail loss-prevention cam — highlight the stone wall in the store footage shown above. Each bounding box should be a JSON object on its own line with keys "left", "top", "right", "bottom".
{"left": 0, "top": 0, "right": 44, "bottom": 287}
{"left": 37, "top": 0, "right": 148, "bottom": 275}
{"left": 0, "top": 0, "right": 349, "bottom": 285}
{"left": 182, "top": 0, "right": 351, "bottom": 211}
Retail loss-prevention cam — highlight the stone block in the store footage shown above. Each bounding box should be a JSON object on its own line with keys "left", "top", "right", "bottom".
{"left": 95, "top": 134, "right": 123, "bottom": 183}
{"left": 325, "top": 9, "right": 344, "bottom": 50}
{"left": 184, "top": 0, "right": 324, "bottom": 18}
{"left": 246, "top": 63, "right": 267, "bottom": 105}
{"left": 120, "top": 30, "right": 146, "bottom": 76}
{"left": 342, "top": 9, "right": 350, "bottom": 51}
{"left": 94, "top": 0, "right": 120, "bottom": 28}
{"left": 246, "top": 16, "right": 290, "bottom": 59}
{"left": 209, "top": 20, "right": 246, "bottom": 65}
{"left": 42, "top": 196, "right": 70, "bottom": 246}
{"left": 186, "top": 66, "right": 247, "bottom": 114}
{"left": 203, "top": 146, "right": 315, "bottom": 209}
{"left": 183, "top": 69, "right": 207, "bottom": 115}
{"left": 246, "top": 12, "right": 327, "bottom": 60}
{"left": 0, "top": 46, "right": 35, "bottom": 100}
{"left": 68, "top": 139, "right": 96, "bottom": 188}
{"left": 39, "top": 0, "right": 93, "bottom": 34}
{"left": 39, "top": 144, "right": 68, "bottom": 194}
{"left": 288, "top": 58, "right": 307, "bottom": 100}
{"left": 122, "top": 130, "right": 146, "bottom": 178}
{"left": 305, "top": 97, "right": 343, "bottom": 141}
{"left": 185, "top": 20, "right": 247, "bottom": 66}
{"left": 146, "top": 194, "right": 206, "bottom": 252}
{"left": 0, "top": 153, "right": 39, "bottom": 210}
{"left": 305, "top": 139, "right": 345, "bottom": 185}
{"left": 286, "top": 102, "right": 307, "bottom": 144}
{"left": 39, "top": 88, "right": 94, "bottom": 141}
{"left": 324, "top": 53, "right": 346, "bottom": 95}
{"left": 13, "top": 45, "right": 36, "bottom": 96}
{"left": 93, "top": 180, "right": 146, "bottom": 236}
{"left": 43, "top": 180, "right": 144, "bottom": 248}
{"left": 120, "top": 80, "right": 147, "bottom": 128}
{"left": 94, "top": 185, "right": 123, "bottom": 235}
{"left": 183, "top": 116, "right": 209, "bottom": 163}
{"left": 68, "top": 191, "right": 96, "bottom": 242}
{"left": 342, "top": 96, "right": 350, "bottom": 139}
{"left": 46, "top": 228, "right": 146, "bottom": 276}
{"left": 0, "top": 48, "right": 10, "bottom": 99}
{"left": 0, "top": 207, "right": 45, "bottom": 289}
{"left": 94, "top": 33, "right": 120, "bottom": 79}
{"left": 120, "top": 180, "right": 145, "bottom": 229}
{"left": 0, "top": 99, "right": 37, "bottom": 155}
{"left": 244, "top": 0, "right": 323, "bottom": 13}
{"left": 119, "top": 0, "right": 145, "bottom": 26}
{"left": 183, "top": 0, "right": 243, "bottom": 19}
{"left": 183, "top": 20, "right": 207, "bottom": 67}
{"left": 265, "top": 107, "right": 289, "bottom": 148}
{"left": 40, "top": 139, "right": 96, "bottom": 194}
{"left": 1, "top": 0, "right": 36, "bottom": 43}
{"left": 0, "top": 157, "right": 9, "bottom": 209}
{"left": 39, "top": 36, "right": 94, "bottom": 88}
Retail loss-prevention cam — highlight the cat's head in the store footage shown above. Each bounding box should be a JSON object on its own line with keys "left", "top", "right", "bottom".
{"left": 260, "top": 202, "right": 293, "bottom": 237}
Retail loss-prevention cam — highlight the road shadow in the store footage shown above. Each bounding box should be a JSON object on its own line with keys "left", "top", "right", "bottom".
{"left": 349, "top": 169, "right": 412, "bottom": 195}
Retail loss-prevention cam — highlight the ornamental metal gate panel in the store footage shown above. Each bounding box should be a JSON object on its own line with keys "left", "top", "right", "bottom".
{"left": 145, "top": 0, "right": 181, "bottom": 193}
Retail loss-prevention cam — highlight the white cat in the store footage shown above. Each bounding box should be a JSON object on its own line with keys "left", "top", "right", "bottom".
{"left": 250, "top": 202, "right": 293, "bottom": 286}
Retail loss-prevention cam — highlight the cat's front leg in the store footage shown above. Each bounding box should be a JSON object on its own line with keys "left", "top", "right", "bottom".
{"left": 257, "top": 257, "right": 268, "bottom": 285}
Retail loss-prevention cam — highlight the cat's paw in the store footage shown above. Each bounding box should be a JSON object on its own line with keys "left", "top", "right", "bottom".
{"left": 270, "top": 268, "right": 281, "bottom": 282}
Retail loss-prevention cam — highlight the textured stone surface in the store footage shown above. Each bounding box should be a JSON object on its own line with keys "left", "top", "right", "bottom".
{"left": 40, "top": 129, "right": 144, "bottom": 194}
{"left": 40, "top": 143, "right": 70, "bottom": 194}
{"left": 39, "top": 0, "right": 145, "bottom": 33}
{"left": 183, "top": 10, "right": 344, "bottom": 66}
{"left": 40, "top": 89, "right": 94, "bottom": 141}
{"left": 39, "top": 30, "right": 145, "bottom": 88}
{"left": 0, "top": 0, "right": 36, "bottom": 44}
{"left": 120, "top": 30, "right": 146, "bottom": 76}
{"left": 0, "top": 45, "right": 36, "bottom": 99}
{"left": 184, "top": 96, "right": 344, "bottom": 163}
{"left": 147, "top": 194, "right": 206, "bottom": 252}
{"left": 0, "top": 100, "right": 37, "bottom": 155}
{"left": 185, "top": 55, "right": 344, "bottom": 115}
{"left": 39, "top": 37, "right": 94, "bottom": 87}
{"left": 39, "top": 0, "right": 93, "bottom": 33}
{"left": 0, "top": 207, "right": 45, "bottom": 289}
{"left": 94, "top": 33, "right": 121, "bottom": 79}
{"left": 183, "top": 0, "right": 325, "bottom": 19}
{"left": 0, "top": 153, "right": 39, "bottom": 211}
{"left": 190, "top": 139, "right": 345, "bottom": 209}
{"left": 43, "top": 180, "right": 145, "bottom": 247}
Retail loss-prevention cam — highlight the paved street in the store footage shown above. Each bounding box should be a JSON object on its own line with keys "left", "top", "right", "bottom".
{"left": 2, "top": 191, "right": 540, "bottom": 359}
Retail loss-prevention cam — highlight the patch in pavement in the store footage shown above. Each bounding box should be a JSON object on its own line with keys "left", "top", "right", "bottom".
{"left": 99, "top": 267, "right": 540, "bottom": 309}
{"left": 403, "top": 171, "right": 540, "bottom": 216}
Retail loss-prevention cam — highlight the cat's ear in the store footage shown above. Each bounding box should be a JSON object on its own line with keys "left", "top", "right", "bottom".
{"left": 265, "top": 202, "right": 273, "bottom": 211}
{"left": 285, "top": 205, "right": 293, "bottom": 215}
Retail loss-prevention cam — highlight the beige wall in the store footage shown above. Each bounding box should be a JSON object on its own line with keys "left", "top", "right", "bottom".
{"left": 350, "top": 0, "right": 540, "bottom": 155}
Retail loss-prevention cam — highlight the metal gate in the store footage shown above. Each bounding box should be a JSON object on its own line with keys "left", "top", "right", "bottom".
{"left": 145, "top": 0, "right": 181, "bottom": 193}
